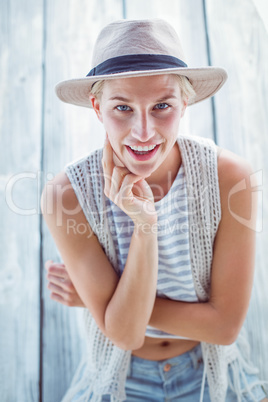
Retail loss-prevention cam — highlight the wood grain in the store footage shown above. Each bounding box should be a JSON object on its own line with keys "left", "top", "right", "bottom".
{"left": 41, "top": 1, "right": 123, "bottom": 400}
{"left": 1, "top": 0, "right": 267, "bottom": 400}
{"left": 0, "top": 0, "right": 43, "bottom": 400}
{"left": 206, "top": 0, "right": 268, "bottom": 385}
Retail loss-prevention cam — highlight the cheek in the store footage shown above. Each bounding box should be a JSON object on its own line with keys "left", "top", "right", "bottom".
{"left": 103, "top": 114, "right": 130, "bottom": 137}
{"left": 158, "top": 111, "right": 181, "bottom": 130}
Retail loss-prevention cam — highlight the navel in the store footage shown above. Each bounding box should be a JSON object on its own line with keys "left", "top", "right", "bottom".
{"left": 160, "top": 341, "right": 170, "bottom": 347}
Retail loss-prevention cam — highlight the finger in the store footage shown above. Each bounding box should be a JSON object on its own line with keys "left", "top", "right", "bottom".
{"left": 47, "top": 274, "right": 74, "bottom": 292}
{"left": 114, "top": 173, "right": 144, "bottom": 211}
{"left": 102, "top": 135, "right": 114, "bottom": 196}
{"left": 119, "top": 173, "right": 144, "bottom": 198}
{"left": 48, "top": 281, "right": 77, "bottom": 307}
{"left": 47, "top": 282, "right": 73, "bottom": 296}
{"left": 50, "top": 292, "right": 73, "bottom": 307}
{"left": 109, "top": 166, "right": 131, "bottom": 201}
{"left": 46, "top": 265, "right": 68, "bottom": 279}
{"left": 133, "top": 179, "right": 154, "bottom": 202}
{"left": 45, "top": 259, "right": 65, "bottom": 272}
{"left": 48, "top": 282, "right": 66, "bottom": 294}
{"left": 45, "top": 260, "right": 54, "bottom": 270}
{"left": 50, "top": 292, "right": 65, "bottom": 303}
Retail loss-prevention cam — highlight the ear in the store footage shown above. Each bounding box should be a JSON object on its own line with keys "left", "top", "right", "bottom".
{"left": 181, "top": 98, "right": 188, "bottom": 118}
{"left": 89, "top": 95, "right": 103, "bottom": 123}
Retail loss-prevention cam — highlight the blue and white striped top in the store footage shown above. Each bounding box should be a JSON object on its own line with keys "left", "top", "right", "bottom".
{"left": 106, "top": 163, "right": 198, "bottom": 339}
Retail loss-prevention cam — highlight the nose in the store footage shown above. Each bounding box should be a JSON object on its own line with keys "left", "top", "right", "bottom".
{"left": 131, "top": 110, "right": 155, "bottom": 142}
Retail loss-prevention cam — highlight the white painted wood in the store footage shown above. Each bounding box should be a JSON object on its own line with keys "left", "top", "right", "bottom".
{"left": 2, "top": 1, "right": 267, "bottom": 400}
{"left": 0, "top": 0, "right": 42, "bottom": 400}
{"left": 206, "top": 0, "right": 268, "bottom": 385}
{"left": 125, "top": 0, "right": 215, "bottom": 140}
{"left": 41, "top": 1, "right": 123, "bottom": 401}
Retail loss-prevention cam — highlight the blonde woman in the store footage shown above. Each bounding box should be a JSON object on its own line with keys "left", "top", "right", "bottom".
{"left": 42, "top": 19, "right": 267, "bottom": 402}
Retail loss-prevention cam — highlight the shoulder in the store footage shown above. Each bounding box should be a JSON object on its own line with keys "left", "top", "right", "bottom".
{"left": 216, "top": 147, "right": 255, "bottom": 218}
{"left": 65, "top": 148, "right": 103, "bottom": 174}
{"left": 41, "top": 170, "right": 95, "bottom": 245}
{"left": 41, "top": 148, "right": 104, "bottom": 216}
{"left": 217, "top": 147, "right": 253, "bottom": 189}
{"left": 41, "top": 171, "right": 86, "bottom": 230}
{"left": 178, "top": 135, "right": 218, "bottom": 169}
{"left": 178, "top": 134, "right": 215, "bottom": 151}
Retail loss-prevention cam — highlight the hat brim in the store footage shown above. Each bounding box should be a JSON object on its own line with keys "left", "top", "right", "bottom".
{"left": 55, "top": 66, "right": 227, "bottom": 108}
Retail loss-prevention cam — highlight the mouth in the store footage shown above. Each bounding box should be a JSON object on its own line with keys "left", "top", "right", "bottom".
{"left": 126, "top": 144, "right": 160, "bottom": 161}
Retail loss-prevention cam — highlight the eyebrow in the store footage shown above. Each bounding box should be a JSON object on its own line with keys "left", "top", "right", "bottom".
{"left": 156, "top": 95, "right": 178, "bottom": 102}
{"left": 108, "top": 96, "right": 131, "bottom": 102}
{"left": 107, "top": 94, "right": 178, "bottom": 102}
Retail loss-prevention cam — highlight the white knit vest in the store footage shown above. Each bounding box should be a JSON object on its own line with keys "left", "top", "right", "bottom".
{"left": 62, "top": 135, "right": 258, "bottom": 402}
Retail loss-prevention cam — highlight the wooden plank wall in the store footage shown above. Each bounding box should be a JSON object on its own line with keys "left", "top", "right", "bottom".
{"left": 206, "top": 0, "right": 268, "bottom": 383}
{"left": 0, "top": 0, "right": 43, "bottom": 401}
{"left": 0, "top": 0, "right": 267, "bottom": 400}
{"left": 41, "top": 2, "right": 123, "bottom": 401}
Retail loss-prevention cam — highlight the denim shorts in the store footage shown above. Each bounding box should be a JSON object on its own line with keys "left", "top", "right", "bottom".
{"left": 102, "top": 344, "right": 266, "bottom": 401}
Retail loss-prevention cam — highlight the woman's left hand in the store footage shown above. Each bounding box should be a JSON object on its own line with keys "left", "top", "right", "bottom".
{"left": 45, "top": 260, "right": 85, "bottom": 307}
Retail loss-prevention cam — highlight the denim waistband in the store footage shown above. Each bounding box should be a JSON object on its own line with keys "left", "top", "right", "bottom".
{"left": 128, "top": 343, "right": 203, "bottom": 378}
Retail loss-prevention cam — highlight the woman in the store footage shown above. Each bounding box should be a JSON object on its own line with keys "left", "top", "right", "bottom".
{"left": 41, "top": 19, "right": 267, "bottom": 401}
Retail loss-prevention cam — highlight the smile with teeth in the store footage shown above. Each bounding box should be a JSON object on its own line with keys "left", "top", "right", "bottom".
{"left": 128, "top": 144, "right": 157, "bottom": 154}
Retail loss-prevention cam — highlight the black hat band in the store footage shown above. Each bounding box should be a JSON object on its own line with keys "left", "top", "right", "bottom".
{"left": 87, "top": 54, "right": 188, "bottom": 77}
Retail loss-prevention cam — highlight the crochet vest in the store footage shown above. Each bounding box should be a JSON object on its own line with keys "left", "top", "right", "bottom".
{"left": 62, "top": 135, "right": 257, "bottom": 402}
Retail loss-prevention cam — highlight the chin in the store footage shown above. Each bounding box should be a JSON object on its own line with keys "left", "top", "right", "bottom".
{"left": 132, "top": 169, "right": 154, "bottom": 180}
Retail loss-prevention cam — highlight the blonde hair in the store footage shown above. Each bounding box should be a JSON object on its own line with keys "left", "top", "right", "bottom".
{"left": 90, "top": 80, "right": 105, "bottom": 100}
{"left": 174, "top": 75, "right": 196, "bottom": 103}
{"left": 90, "top": 74, "right": 196, "bottom": 104}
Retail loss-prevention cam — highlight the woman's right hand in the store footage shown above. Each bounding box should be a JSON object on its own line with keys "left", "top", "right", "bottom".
{"left": 102, "top": 136, "right": 157, "bottom": 227}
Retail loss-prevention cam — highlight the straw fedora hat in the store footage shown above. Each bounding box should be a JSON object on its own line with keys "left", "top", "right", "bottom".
{"left": 55, "top": 18, "right": 227, "bottom": 107}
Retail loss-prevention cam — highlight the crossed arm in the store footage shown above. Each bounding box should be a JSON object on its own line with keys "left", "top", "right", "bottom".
{"left": 42, "top": 146, "right": 257, "bottom": 350}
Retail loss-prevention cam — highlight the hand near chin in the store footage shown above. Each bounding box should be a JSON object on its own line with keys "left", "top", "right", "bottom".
{"left": 102, "top": 136, "right": 157, "bottom": 226}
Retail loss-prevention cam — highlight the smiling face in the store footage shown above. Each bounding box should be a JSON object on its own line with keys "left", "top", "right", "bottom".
{"left": 90, "top": 74, "right": 187, "bottom": 183}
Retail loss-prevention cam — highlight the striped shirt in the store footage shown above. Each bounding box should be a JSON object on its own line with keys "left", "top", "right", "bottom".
{"left": 106, "top": 163, "right": 198, "bottom": 338}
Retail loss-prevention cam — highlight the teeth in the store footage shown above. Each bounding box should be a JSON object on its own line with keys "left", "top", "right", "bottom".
{"left": 148, "top": 145, "right": 156, "bottom": 150}
{"left": 129, "top": 145, "right": 156, "bottom": 151}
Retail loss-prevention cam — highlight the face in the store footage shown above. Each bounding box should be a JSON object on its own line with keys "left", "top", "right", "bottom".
{"left": 90, "top": 74, "right": 187, "bottom": 180}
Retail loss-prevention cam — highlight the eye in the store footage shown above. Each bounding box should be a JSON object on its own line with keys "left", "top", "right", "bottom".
{"left": 154, "top": 103, "right": 170, "bottom": 110}
{"left": 116, "top": 105, "right": 132, "bottom": 111}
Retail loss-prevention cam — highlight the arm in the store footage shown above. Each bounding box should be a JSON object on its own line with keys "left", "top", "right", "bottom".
{"left": 45, "top": 148, "right": 256, "bottom": 345}
{"left": 41, "top": 140, "right": 158, "bottom": 351}
{"left": 149, "top": 149, "right": 257, "bottom": 345}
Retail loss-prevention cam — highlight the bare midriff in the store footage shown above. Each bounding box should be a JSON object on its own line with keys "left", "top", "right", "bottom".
{"left": 132, "top": 337, "right": 200, "bottom": 361}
